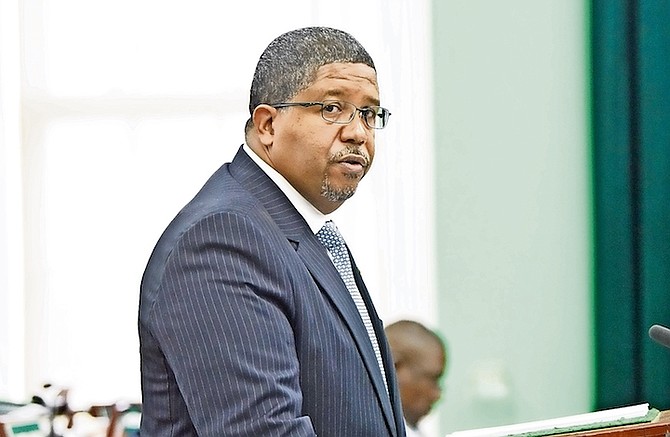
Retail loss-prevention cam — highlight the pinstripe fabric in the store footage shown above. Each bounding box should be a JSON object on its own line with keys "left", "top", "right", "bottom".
{"left": 316, "top": 220, "right": 389, "bottom": 394}
{"left": 139, "top": 146, "right": 406, "bottom": 437}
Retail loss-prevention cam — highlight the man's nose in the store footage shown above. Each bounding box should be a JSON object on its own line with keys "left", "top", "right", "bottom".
{"left": 341, "top": 113, "right": 370, "bottom": 144}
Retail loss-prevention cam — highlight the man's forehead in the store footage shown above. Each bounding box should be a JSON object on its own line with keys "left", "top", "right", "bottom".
{"left": 300, "top": 63, "right": 380, "bottom": 103}
{"left": 313, "top": 62, "right": 378, "bottom": 84}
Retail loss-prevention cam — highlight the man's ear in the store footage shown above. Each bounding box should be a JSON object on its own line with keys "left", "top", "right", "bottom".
{"left": 252, "top": 104, "right": 277, "bottom": 147}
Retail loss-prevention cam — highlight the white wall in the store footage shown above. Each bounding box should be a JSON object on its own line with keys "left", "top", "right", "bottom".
{"left": 0, "top": 0, "right": 26, "bottom": 402}
{"left": 0, "top": 0, "right": 437, "bottom": 425}
{"left": 433, "top": 1, "right": 593, "bottom": 434}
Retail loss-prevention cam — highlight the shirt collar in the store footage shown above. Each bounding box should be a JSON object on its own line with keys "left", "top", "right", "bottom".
{"left": 242, "top": 144, "right": 331, "bottom": 234}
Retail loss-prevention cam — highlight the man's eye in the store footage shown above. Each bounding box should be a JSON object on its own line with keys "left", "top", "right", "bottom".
{"left": 322, "top": 103, "right": 343, "bottom": 114}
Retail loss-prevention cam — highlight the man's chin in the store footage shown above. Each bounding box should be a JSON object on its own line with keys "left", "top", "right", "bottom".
{"left": 321, "top": 182, "right": 358, "bottom": 202}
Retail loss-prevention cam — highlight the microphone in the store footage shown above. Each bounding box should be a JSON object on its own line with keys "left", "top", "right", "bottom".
{"left": 648, "top": 324, "right": 670, "bottom": 349}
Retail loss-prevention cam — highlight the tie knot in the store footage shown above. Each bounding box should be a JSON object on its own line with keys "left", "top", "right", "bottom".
{"left": 316, "top": 220, "right": 346, "bottom": 252}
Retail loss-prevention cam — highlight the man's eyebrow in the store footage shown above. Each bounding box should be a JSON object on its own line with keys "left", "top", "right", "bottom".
{"left": 322, "top": 90, "right": 381, "bottom": 106}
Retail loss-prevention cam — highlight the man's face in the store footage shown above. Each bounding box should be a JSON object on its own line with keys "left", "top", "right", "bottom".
{"left": 265, "top": 62, "right": 380, "bottom": 214}
{"left": 397, "top": 342, "right": 446, "bottom": 427}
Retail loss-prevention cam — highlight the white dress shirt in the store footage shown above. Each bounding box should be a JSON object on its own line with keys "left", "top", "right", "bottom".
{"left": 405, "top": 421, "right": 425, "bottom": 437}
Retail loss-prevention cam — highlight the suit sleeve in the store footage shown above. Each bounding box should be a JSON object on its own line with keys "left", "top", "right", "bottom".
{"left": 146, "top": 211, "right": 316, "bottom": 436}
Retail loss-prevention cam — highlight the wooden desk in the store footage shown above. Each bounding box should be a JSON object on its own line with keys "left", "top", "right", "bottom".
{"left": 558, "top": 410, "right": 670, "bottom": 437}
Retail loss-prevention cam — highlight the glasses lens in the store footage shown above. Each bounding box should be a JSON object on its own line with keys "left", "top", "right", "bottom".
{"left": 321, "top": 101, "right": 355, "bottom": 124}
{"left": 320, "top": 100, "right": 390, "bottom": 129}
{"left": 370, "top": 107, "right": 387, "bottom": 129}
{"left": 367, "top": 107, "right": 390, "bottom": 129}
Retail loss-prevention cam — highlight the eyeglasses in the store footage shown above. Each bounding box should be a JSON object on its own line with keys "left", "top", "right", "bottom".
{"left": 269, "top": 100, "right": 391, "bottom": 130}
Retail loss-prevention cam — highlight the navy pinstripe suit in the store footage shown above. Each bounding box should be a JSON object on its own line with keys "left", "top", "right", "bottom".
{"left": 139, "top": 146, "right": 405, "bottom": 436}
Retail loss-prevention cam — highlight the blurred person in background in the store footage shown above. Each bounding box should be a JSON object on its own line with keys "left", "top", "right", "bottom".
{"left": 386, "top": 320, "right": 447, "bottom": 437}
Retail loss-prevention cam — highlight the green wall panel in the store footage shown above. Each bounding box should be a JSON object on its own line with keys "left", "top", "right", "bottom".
{"left": 592, "top": 0, "right": 670, "bottom": 410}
{"left": 639, "top": 0, "right": 670, "bottom": 408}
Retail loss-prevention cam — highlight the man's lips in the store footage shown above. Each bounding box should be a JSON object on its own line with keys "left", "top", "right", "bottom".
{"left": 335, "top": 154, "right": 369, "bottom": 172}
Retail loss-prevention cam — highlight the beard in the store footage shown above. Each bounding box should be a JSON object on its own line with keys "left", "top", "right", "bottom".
{"left": 320, "top": 173, "right": 359, "bottom": 202}
{"left": 320, "top": 146, "right": 369, "bottom": 202}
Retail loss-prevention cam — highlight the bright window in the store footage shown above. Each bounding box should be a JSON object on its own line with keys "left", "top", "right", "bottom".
{"left": 1, "top": 0, "right": 435, "bottom": 409}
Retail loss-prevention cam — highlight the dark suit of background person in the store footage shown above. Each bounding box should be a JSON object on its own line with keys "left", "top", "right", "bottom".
{"left": 138, "top": 27, "right": 405, "bottom": 436}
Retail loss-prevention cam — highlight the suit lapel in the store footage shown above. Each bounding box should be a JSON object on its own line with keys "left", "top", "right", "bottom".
{"left": 295, "top": 240, "right": 397, "bottom": 435}
{"left": 229, "top": 147, "right": 399, "bottom": 435}
{"left": 351, "top": 256, "right": 406, "bottom": 436}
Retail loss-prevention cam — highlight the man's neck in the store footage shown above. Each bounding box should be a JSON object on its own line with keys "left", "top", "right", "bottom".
{"left": 242, "top": 143, "right": 335, "bottom": 233}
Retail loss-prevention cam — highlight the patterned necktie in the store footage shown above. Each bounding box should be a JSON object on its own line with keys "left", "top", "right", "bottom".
{"left": 316, "top": 220, "right": 388, "bottom": 394}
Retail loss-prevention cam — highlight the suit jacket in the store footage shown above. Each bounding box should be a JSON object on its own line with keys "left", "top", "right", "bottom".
{"left": 139, "top": 146, "right": 406, "bottom": 436}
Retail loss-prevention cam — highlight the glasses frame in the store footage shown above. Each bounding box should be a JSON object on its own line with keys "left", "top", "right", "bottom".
{"left": 268, "top": 100, "right": 391, "bottom": 130}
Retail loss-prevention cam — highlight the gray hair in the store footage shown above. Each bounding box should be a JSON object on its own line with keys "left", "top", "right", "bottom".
{"left": 245, "top": 27, "right": 376, "bottom": 134}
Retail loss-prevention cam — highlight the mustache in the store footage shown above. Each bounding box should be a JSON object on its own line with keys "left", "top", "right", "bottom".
{"left": 329, "top": 146, "right": 371, "bottom": 168}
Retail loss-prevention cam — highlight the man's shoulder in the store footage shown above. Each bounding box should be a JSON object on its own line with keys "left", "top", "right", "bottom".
{"left": 139, "top": 160, "right": 269, "bottom": 302}
{"left": 166, "top": 160, "right": 265, "bottom": 238}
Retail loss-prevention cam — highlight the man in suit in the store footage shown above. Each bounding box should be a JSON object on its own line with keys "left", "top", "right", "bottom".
{"left": 386, "top": 320, "right": 447, "bottom": 437}
{"left": 138, "top": 27, "right": 404, "bottom": 436}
